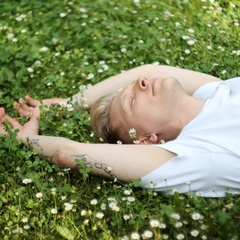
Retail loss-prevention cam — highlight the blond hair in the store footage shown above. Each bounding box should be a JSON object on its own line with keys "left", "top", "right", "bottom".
{"left": 90, "top": 93, "right": 120, "bottom": 143}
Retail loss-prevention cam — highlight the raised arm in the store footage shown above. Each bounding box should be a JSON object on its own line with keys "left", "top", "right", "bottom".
{"left": 70, "top": 64, "right": 222, "bottom": 108}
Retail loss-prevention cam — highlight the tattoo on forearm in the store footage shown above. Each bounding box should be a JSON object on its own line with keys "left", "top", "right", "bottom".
{"left": 65, "top": 153, "right": 117, "bottom": 180}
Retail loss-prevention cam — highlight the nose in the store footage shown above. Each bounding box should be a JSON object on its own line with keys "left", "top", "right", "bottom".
{"left": 137, "top": 76, "right": 149, "bottom": 90}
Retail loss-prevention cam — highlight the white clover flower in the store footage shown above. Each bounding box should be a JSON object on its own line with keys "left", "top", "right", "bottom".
{"left": 23, "top": 225, "right": 30, "bottom": 230}
{"left": 123, "top": 214, "right": 131, "bottom": 220}
{"left": 100, "top": 203, "right": 107, "bottom": 210}
{"left": 221, "top": 70, "right": 227, "bottom": 75}
{"left": 12, "top": 38, "right": 18, "bottom": 42}
{"left": 133, "top": 140, "right": 140, "bottom": 144}
{"left": 175, "top": 221, "right": 183, "bottom": 228}
{"left": 102, "top": 64, "right": 109, "bottom": 71}
{"left": 39, "top": 46, "right": 49, "bottom": 52}
{"left": 83, "top": 219, "right": 89, "bottom": 225}
{"left": 162, "top": 234, "right": 169, "bottom": 239}
{"left": 81, "top": 210, "right": 87, "bottom": 216}
{"left": 185, "top": 49, "right": 191, "bottom": 54}
{"left": 117, "top": 140, "right": 122, "bottom": 144}
{"left": 121, "top": 48, "right": 127, "bottom": 53}
{"left": 124, "top": 190, "right": 132, "bottom": 195}
{"left": 36, "top": 192, "right": 43, "bottom": 198}
{"left": 152, "top": 61, "right": 160, "bottom": 65}
{"left": 7, "top": 33, "right": 14, "bottom": 39}
{"left": 22, "top": 178, "right": 32, "bottom": 184}
{"left": 142, "top": 230, "right": 153, "bottom": 238}
{"left": 192, "top": 212, "right": 201, "bottom": 220}
{"left": 176, "top": 233, "right": 185, "bottom": 239}
{"left": 129, "top": 128, "right": 137, "bottom": 138}
{"left": 171, "top": 213, "right": 180, "bottom": 220}
{"left": 202, "top": 235, "right": 207, "bottom": 239}
{"left": 127, "top": 196, "right": 135, "bottom": 202}
{"left": 21, "top": 217, "right": 28, "bottom": 223}
{"left": 64, "top": 202, "right": 73, "bottom": 211}
{"left": 12, "top": 227, "right": 23, "bottom": 234}
{"left": 61, "top": 195, "right": 67, "bottom": 201}
{"left": 87, "top": 73, "right": 94, "bottom": 79}
{"left": 95, "top": 212, "right": 104, "bottom": 219}
{"left": 111, "top": 205, "right": 120, "bottom": 212}
{"left": 51, "top": 208, "right": 58, "bottom": 214}
{"left": 27, "top": 67, "right": 33, "bottom": 73}
{"left": 90, "top": 199, "right": 98, "bottom": 205}
{"left": 207, "top": 45, "right": 212, "bottom": 50}
{"left": 160, "top": 140, "right": 165, "bottom": 144}
{"left": 131, "top": 232, "right": 140, "bottom": 240}
{"left": 190, "top": 230, "right": 199, "bottom": 237}
{"left": 182, "top": 35, "right": 190, "bottom": 40}
{"left": 149, "top": 219, "right": 160, "bottom": 227}
{"left": 159, "top": 223, "right": 167, "bottom": 229}
{"left": 60, "top": 12, "right": 67, "bottom": 17}
{"left": 187, "top": 40, "right": 195, "bottom": 45}
{"left": 121, "top": 236, "right": 129, "bottom": 240}
{"left": 188, "top": 28, "right": 195, "bottom": 33}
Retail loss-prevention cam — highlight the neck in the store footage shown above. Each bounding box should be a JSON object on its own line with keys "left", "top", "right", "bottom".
{"left": 179, "top": 95, "right": 205, "bottom": 128}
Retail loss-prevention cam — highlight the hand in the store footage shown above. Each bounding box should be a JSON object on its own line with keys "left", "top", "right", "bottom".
{"left": 0, "top": 107, "right": 39, "bottom": 140}
{"left": 14, "top": 95, "right": 67, "bottom": 118}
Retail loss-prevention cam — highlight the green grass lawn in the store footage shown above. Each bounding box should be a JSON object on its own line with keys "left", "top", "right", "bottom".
{"left": 0, "top": 0, "right": 240, "bottom": 239}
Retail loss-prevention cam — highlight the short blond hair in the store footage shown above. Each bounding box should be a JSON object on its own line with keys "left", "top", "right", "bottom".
{"left": 90, "top": 93, "right": 120, "bottom": 143}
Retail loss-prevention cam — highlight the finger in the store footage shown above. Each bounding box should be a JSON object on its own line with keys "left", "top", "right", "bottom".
{"left": 5, "top": 115, "right": 22, "bottom": 129}
{"left": 25, "top": 95, "right": 40, "bottom": 107}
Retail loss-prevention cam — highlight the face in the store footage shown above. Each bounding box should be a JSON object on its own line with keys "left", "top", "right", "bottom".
{"left": 109, "top": 76, "right": 185, "bottom": 144}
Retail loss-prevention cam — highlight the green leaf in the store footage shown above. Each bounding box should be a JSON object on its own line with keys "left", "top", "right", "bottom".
{"left": 56, "top": 225, "right": 75, "bottom": 240}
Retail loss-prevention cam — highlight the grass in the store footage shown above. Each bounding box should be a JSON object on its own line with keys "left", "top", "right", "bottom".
{"left": 0, "top": 0, "right": 240, "bottom": 239}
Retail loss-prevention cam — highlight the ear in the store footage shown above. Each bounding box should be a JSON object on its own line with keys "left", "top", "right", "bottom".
{"left": 139, "top": 134, "right": 158, "bottom": 145}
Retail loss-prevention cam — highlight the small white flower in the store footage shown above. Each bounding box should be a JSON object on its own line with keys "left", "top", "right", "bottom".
{"left": 81, "top": 210, "right": 87, "bottom": 216}
{"left": 87, "top": 73, "right": 94, "bottom": 79}
{"left": 188, "top": 28, "right": 195, "bottom": 33}
{"left": 124, "top": 190, "right": 132, "bottom": 195}
{"left": 129, "top": 128, "right": 137, "bottom": 138}
{"left": 207, "top": 45, "right": 212, "bottom": 50}
{"left": 131, "top": 232, "right": 140, "bottom": 240}
{"left": 187, "top": 40, "right": 195, "bottom": 45}
{"left": 39, "top": 46, "right": 49, "bottom": 52}
{"left": 23, "top": 225, "right": 30, "bottom": 230}
{"left": 101, "top": 203, "right": 107, "bottom": 210}
{"left": 221, "top": 70, "right": 227, "bottom": 75}
{"left": 121, "top": 48, "right": 127, "bottom": 53}
{"left": 192, "top": 212, "right": 201, "bottom": 220}
{"left": 190, "top": 230, "right": 199, "bottom": 237}
{"left": 61, "top": 195, "right": 67, "bottom": 201}
{"left": 36, "top": 192, "right": 43, "bottom": 198}
{"left": 184, "top": 49, "right": 191, "bottom": 54}
{"left": 149, "top": 219, "right": 160, "bottom": 227}
{"left": 106, "top": 166, "right": 112, "bottom": 172}
{"left": 64, "top": 202, "right": 73, "bottom": 211}
{"left": 133, "top": 140, "right": 140, "bottom": 144}
{"left": 22, "top": 178, "right": 32, "bottom": 184}
{"left": 159, "top": 223, "right": 166, "bottom": 229}
{"left": 182, "top": 35, "right": 190, "bottom": 40}
{"left": 162, "top": 234, "right": 169, "bottom": 239}
{"left": 127, "top": 196, "right": 135, "bottom": 202}
{"left": 123, "top": 214, "right": 131, "bottom": 220}
{"left": 7, "top": 33, "right": 14, "bottom": 39}
{"left": 176, "top": 233, "right": 185, "bottom": 239}
{"left": 171, "top": 213, "right": 180, "bottom": 220}
{"left": 175, "top": 221, "right": 183, "bottom": 228}
{"left": 21, "top": 217, "right": 28, "bottom": 223}
{"left": 142, "top": 230, "right": 153, "bottom": 238}
{"left": 60, "top": 12, "right": 67, "bottom": 17}
{"left": 27, "top": 67, "right": 34, "bottom": 73}
{"left": 90, "top": 199, "right": 98, "bottom": 205}
{"left": 117, "top": 140, "right": 122, "bottom": 144}
{"left": 51, "top": 208, "right": 58, "bottom": 214}
{"left": 95, "top": 212, "right": 104, "bottom": 219}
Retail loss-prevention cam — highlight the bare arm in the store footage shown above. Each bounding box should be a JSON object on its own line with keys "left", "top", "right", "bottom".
{"left": 22, "top": 135, "right": 175, "bottom": 181}
{"left": 70, "top": 64, "right": 222, "bottom": 108}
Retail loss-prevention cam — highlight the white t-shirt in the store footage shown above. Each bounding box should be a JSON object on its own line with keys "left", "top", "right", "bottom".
{"left": 140, "top": 77, "right": 240, "bottom": 197}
